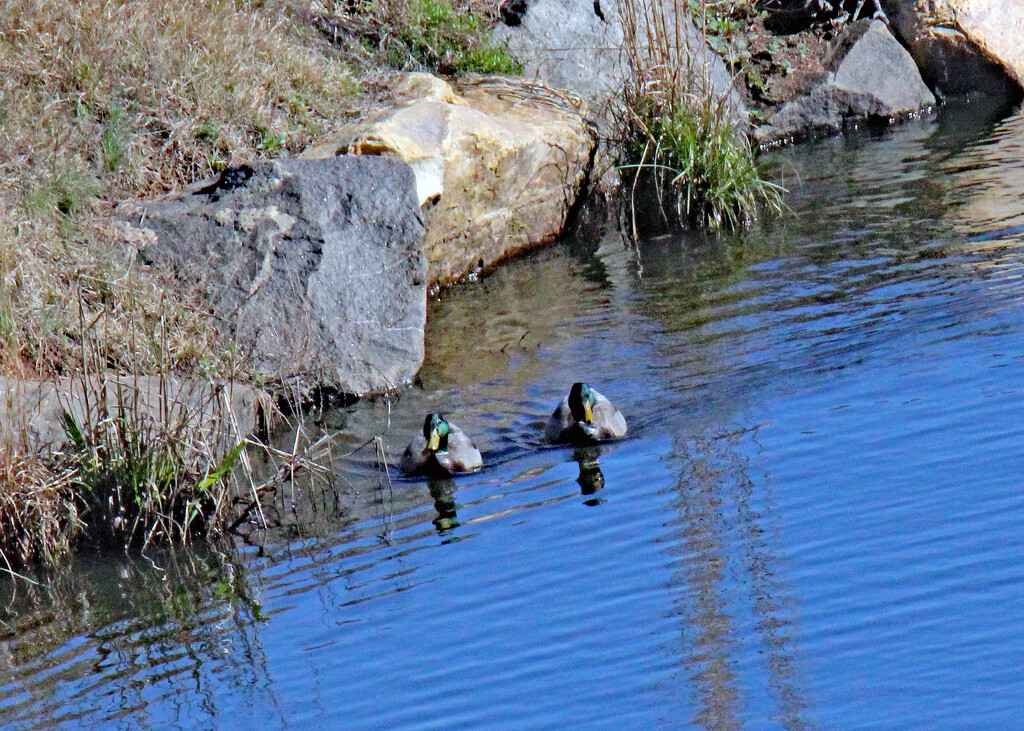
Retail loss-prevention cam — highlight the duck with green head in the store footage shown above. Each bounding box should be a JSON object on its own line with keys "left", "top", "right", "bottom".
{"left": 400, "top": 413, "right": 483, "bottom": 477}
{"left": 544, "top": 382, "right": 627, "bottom": 445}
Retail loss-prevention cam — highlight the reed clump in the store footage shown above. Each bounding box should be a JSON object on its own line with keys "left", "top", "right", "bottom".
{"left": 618, "top": 0, "right": 783, "bottom": 229}
{"left": 57, "top": 378, "right": 248, "bottom": 553}
{"left": 0, "top": 288, "right": 269, "bottom": 568}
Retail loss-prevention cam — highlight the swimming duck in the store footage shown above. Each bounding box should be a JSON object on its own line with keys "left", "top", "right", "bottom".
{"left": 400, "top": 413, "right": 483, "bottom": 477}
{"left": 544, "top": 382, "right": 627, "bottom": 445}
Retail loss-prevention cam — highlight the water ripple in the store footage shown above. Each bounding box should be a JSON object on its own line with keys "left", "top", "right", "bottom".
{"left": 6, "top": 104, "right": 1024, "bottom": 730}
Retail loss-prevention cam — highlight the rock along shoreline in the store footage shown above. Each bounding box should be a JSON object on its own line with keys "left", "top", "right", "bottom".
{"left": 21, "top": 0, "right": 1024, "bottom": 454}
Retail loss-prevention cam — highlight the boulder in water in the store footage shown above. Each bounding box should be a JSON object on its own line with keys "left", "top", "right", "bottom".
{"left": 757, "top": 19, "right": 936, "bottom": 145}
{"left": 880, "top": 0, "right": 1024, "bottom": 99}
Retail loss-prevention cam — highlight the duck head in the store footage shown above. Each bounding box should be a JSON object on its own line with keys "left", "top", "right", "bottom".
{"left": 423, "top": 413, "right": 450, "bottom": 453}
{"left": 568, "top": 382, "right": 596, "bottom": 425}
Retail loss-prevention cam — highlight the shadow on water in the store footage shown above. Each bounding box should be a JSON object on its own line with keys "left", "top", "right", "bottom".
{"left": 3, "top": 100, "right": 1024, "bottom": 729}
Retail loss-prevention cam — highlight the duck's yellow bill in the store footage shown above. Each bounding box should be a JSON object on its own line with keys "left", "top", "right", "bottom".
{"left": 427, "top": 430, "right": 441, "bottom": 451}
{"left": 583, "top": 402, "right": 594, "bottom": 424}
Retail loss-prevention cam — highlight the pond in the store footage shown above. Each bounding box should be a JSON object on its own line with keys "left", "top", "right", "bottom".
{"left": 3, "top": 99, "right": 1024, "bottom": 729}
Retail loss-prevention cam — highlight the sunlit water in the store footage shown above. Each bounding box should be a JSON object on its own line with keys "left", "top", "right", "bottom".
{"left": 4, "top": 101, "right": 1024, "bottom": 730}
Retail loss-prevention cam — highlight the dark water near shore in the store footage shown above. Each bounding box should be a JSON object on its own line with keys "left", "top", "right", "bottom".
{"left": 4, "top": 101, "right": 1024, "bottom": 729}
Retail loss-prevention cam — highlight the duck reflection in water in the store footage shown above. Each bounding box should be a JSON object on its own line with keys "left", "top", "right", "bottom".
{"left": 428, "top": 479, "right": 460, "bottom": 533}
{"left": 574, "top": 446, "right": 607, "bottom": 506}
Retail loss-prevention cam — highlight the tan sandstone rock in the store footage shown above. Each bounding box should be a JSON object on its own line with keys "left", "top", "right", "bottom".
{"left": 302, "top": 73, "right": 595, "bottom": 288}
{"left": 882, "top": 0, "right": 1024, "bottom": 96}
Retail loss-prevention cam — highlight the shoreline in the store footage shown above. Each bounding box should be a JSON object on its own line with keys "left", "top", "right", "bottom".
{"left": 2, "top": 0, "right": 1020, "bottom": 570}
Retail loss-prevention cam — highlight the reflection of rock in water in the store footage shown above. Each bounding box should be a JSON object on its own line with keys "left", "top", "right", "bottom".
{"left": 573, "top": 447, "right": 606, "bottom": 505}
{"left": 945, "top": 109, "right": 1024, "bottom": 243}
{"left": 419, "top": 244, "right": 605, "bottom": 390}
{"left": 429, "top": 479, "right": 459, "bottom": 532}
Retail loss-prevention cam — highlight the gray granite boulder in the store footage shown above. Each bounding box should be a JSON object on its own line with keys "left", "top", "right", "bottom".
{"left": 122, "top": 157, "right": 427, "bottom": 395}
{"left": 493, "top": 0, "right": 747, "bottom": 131}
{"left": 757, "top": 19, "right": 936, "bottom": 145}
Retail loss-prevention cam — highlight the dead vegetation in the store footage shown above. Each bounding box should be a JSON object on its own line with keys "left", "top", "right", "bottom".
{"left": 0, "top": 0, "right": 511, "bottom": 571}
{"left": 1, "top": 0, "right": 365, "bottom": 380}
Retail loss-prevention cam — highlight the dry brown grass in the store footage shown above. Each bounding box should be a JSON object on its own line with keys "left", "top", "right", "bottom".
{"left": 0, "top": 0, "right": 371, "bottom": 569}
{"left": 0, "top": 450, "right": 79, "bottom": 568}
{"left": 2, "top": 0, "right": 361, "bottom": 198}
{"left": 0, "top": 0, "right": 364, "bottom": 379}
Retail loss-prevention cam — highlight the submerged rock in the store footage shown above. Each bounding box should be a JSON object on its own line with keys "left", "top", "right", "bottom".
{"left": 122, "top": 157, "right": 426, "bottom": 395}
{"left": 880, "top": 0, "right": 1024, "bottom": 98}
{"left": 757, "top": 19, "right": 935, "bottom": 145}
{"left": 303, "top": 73, "right": 594, "bottom": 288}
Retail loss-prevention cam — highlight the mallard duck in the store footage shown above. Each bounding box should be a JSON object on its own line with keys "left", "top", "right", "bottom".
{"left": 544, "top": 382, "right": 627, "bottom": 445}
{"left": 400, "top": 413, "right": 483, "bottom": 477}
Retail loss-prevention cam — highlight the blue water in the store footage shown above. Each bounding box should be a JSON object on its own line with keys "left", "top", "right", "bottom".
{"left": 3, "top": 103, "right": 1024, "bottom": 730}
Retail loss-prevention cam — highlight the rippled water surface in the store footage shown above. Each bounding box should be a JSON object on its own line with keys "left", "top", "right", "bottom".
{"left": 4, "top": 103, "right": 1024, "bottom": 730}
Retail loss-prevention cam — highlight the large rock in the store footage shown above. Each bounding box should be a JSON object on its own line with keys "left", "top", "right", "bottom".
{"left": 121, "top": 157, "right": 426, "bottom": 395}
{"left": 492, "top": 0, "right": 747, "bottom": 129}
{"left": 0, "top": 376, "right": 264, "bottom": 454}
{"left": 302, "top": 74, "right": 594, "bottom": 288}
{"left": 757, "top": 19, "right": 936, "bottom": 145}
{"left": 880, "top": 0, "right": 1024, "bottom": 97}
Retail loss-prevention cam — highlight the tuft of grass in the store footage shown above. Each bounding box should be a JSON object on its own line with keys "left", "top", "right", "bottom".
{"left": 25, "top": 167, "right": 99, "bottom": 218}
{"left": 625, "top": 93, "right": 783, "bottom": 230}
{"left": 0, "top": 281, "right": 261, "bottom": 567}
{"left": 618, "top": 0, "right": 784, "bottom": 230}
{"left": 0, "top": 357, "right": 343, "bottom": 569}
{"left": 100, "top": 104, "right": 127, "bottom": 172}
{"left": 57, "top": 379, "right": 247, "bottom": 552}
